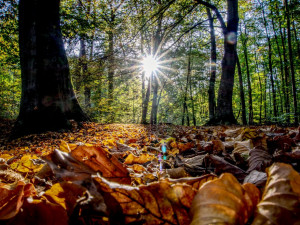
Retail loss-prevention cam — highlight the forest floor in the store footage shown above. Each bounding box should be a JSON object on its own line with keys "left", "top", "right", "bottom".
{"left": 0, "top": 118, "right": 300, "bottom": 224}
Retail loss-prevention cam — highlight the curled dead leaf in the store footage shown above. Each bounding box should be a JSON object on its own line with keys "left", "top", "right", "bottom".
{"left": 124, "top": 153, "right": 156, "bottom": 165}
{"left": 247, "top": 147, "right": 272, "bottom": 173}
{"left": 190, "top": 173, "right": 260, "bottom": 225}
{"left": 252, "top": 163, "right": 300, "bottom": 225}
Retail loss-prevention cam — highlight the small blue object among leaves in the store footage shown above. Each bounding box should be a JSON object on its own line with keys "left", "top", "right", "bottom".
{"left": 163, "top": 155, "right": 167, "bottom": 160}
{"left": 161, "top": 143, "right": 167, "bottom": 153}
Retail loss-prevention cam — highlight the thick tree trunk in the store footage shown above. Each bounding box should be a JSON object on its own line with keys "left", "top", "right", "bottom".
{"left": 206, "top": 8, "right": 216, "bottom": 122}
{"left": 13, "top": 0, "right": 89, "bottom": 138}
{"left": 214, "top": 0, "right": 238, "bottom": 124}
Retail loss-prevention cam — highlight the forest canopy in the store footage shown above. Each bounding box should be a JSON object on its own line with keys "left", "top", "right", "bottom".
{"left": 0, "top": 0, "right": 299, "bottom": 126}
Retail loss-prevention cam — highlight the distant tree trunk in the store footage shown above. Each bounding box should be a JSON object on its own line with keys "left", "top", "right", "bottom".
{"left": 241, "top": 25, "right": 253, "bottom": 124}
{"left": 79, "top": 39, "right": 91, "bottom": 108}
{"left": 236, "top": 52, "right": 247, "bottom": 125}
{"left": 255, "top": 51, "right": 263, "bottom": 124}
{"left": 13, "top": 0, "right": 89, "bottom": 138}
{"left": 271, "top": 14, "right": 285, "bottom": 115}
{"left": 206, "top": 8, "right": 216, "bottom": 122}
{"left": 260, "top": 1, "right": 277, "bottom": 119}
{"left": 284, "top": 0, "right": 298, "bottom": 124}
{"left": 150, "top": 0, "right": 162, "bottom": 125}
{"left": 141, "top": 78, "right": 151, "bottom": 124}
{"left": 196, "top": 0, "right": 239, "bottom": 124}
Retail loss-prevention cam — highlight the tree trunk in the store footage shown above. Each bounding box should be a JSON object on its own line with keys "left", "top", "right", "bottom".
{"left": 260, "top": 1, "right": 277, "bottom": 119}
{"left": 150, "top": 0, "right": 163, "bottom": 125}
{"left": 215, "top": 0, "right": 238, "bottom": 124}
{"left": 236, "top": 52, "right": 247, "bottom": 125}
{"left": 284, "top": 0, "right": 298, "bottom": 124}
{"left": 206, "top": 8, "right": 216, "bottom": 122}
{"left": 241, "top": 25, "right": 253, "bottom": 124}
{"left": 13, "top": 0, "right": 89, "bottom": 138}
{"left": 141, "top": 78, "right": 151, "bottom": 124}
{"left": 196, "top": 0, "right": 239, "bottom": 124}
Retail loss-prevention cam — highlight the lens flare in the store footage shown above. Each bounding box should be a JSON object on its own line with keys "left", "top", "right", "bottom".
{"left": 142, "top": 55, "right": 158, "bottom": 76}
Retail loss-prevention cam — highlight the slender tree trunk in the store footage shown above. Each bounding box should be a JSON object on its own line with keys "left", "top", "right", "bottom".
{"left": 255, "top": 51, "right": 262, "bottom": 124}
{"left": 284, "top": 0, "right": 298, "bottom": 124}
{"left": 236, "top": 52, "right": 247, "bottom": 125}
{"left": 206, "top": 8, "right": 216, "bottom": 122}
{"left": 241, "top": 25, "right": 253, "bottom": 124}
{"left": 150, "top": 0, "right": 162, "bottom": 124}
{"left": 271, "top": 14, "right": 285, "bottom": 115}
{"left": 141, "top": 78, "right": 151, "bottom": 124}
{"left": 260, "top": 1, "right": 277, "bottom": 119}
{"left": 13, "top": 0, "right": 89, "bottom": 138}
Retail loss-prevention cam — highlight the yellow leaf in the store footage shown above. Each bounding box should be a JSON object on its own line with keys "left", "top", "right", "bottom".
{"left": 10, "top": 155, "right": 44, "bottom": 173}
{"left": 124, "top": 153, "right": 156, "bottom": 165}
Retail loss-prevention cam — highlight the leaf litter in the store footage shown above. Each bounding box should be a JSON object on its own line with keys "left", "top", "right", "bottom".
{"left": 0, "top": 122, "right": 300, "bottom": 224}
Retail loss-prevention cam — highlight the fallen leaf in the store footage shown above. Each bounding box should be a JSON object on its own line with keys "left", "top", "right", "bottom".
{"left": 0, "top": 181, "right": 36, "bottom": 220}
{"left": 10, "top": 155, "right": 45, "bottom": 173}
{"left": 124, "top": 153, "right": 156, "bottom": 165}
{"left": 6, "top": 198, "right": 68, "bottom": 225}
{"left": 243, "top": 170, "right": 267, "bottom": 189}
{"left": 247, "top": 147, "right": 272, "bottom": 173}
{"left": 207, "top": 155, "right": 248, "bottom": 182}
{"left": 190, "top": 173, "right": 260, "bottom": 225}
{"left": 71, "top": 145, "right": 131, "bottom": 184}
{"left": 252, "top": 163, "right": 300, "bottom": 225}
{"left": 43, "top": 182, "right": 86, "bottom": 215}
{"left": 94, "top": 177, "right": 196, "bottom": 225}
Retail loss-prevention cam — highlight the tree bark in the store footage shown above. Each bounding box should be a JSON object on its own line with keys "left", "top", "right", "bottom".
{"left": 206, "top": 8, "right": 216, "bottom": 122}
{"left": 13, "top": 0, "right": 89, "bottom": 138}
{"left": 236, "top": 52, "right": 247, "bottom": 125}
{"left": 196, "top": 0, "right": 238, "bottom": 124}
{"left": 284, "top": 0, "right": 298, "bottom": 124}
{"left": 241, "top": 25, "right": 253, "bottom": 124}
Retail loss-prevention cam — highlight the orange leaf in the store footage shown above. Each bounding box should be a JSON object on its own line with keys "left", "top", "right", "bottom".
{"left": 43, "top": 182, "right": 86, "bottom": 215}
{"left": 0, "top": 181, "right": 35, "bottom": 220}
{"left": 94, "top": 177, "right": 196, "bottom": 224}
{"left": 190, "top": 173, "right": 260, "bottom": 225}
{"left": 71, "top": 145, "right": 131, "bottom": 184}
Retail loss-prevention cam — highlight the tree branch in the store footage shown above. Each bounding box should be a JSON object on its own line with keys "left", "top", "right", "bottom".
{"left": 194, "top": 0, "right": 227, "bottom": 34}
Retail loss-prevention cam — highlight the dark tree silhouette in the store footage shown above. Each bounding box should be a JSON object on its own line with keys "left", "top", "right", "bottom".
{"left": 12, "top": 0, "right": 89, "bottom": 138}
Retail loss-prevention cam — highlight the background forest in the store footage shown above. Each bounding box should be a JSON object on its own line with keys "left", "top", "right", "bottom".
{"left": 0, "top": 0, "right": 299, "bottom": 126}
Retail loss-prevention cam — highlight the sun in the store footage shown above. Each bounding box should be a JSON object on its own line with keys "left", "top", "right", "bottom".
{"left": 142, "top": 55, "right": 159, "bottom": 76}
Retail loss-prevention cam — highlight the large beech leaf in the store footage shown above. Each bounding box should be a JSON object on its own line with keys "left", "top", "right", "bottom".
{"left": 71, "top": 145, "right": 131, "bottom": 184}
{"left": 247, "top": 147, "right": 272, "bottom": 172}
{"left": 94, "top": 176, "right": 196, "bottom": 225}
{"left": 252, "top": 163, "right": 300, "bottom": 225}
{"left": 190, "top": 173, "right": 260, "bottom": 225}
{"left": 0, "top": 181, "right": 35, "bottom": 220}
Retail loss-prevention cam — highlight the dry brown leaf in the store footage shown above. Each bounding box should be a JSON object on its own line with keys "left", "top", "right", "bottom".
{"left": 6, "top": 198, "right": 68, "bottom": 225}
{"left": 212, "top": 139, "right": 225, "bottom": 153}
{"left": 208, "top": 155, "right": 247, "bottom": 182}
{"left": 164, "top": 174, "right": 217, "bottom": 190}
{"left": 94, "top": 176, "right": 196, "bottom": 225}
{"left": 252, "top": 163, "right": 300, "bottom": 225}
{"left": 247, "top": 147, "right": 272, "bottom": 173}
{"left": 0, "top": 181, "right": 36, "bottom": 220}
{"left": 233, "top": 140, "right": 252, "bottom": 155}
{"left": 178, "top": 142, "right": 194, "bottom": 152}
{"left": 190, "top": 173, "right": 260, "bottom": 225}
{"left": 71, "top": 145, "right": 131, "bottom": 184}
